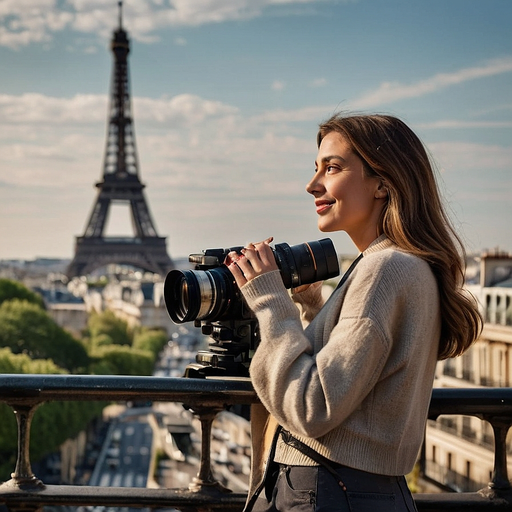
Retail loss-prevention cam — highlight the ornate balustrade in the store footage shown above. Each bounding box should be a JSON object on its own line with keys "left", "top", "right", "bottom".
{"left": 0, "top": 375, "right": 511, "bottom": 511}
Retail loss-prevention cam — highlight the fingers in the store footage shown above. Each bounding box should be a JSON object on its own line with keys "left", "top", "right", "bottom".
{"left": 241, "top": 238, "right": 277, "bottom": 273}
{"left": 227, "top": 256, "right": 247, "bottom": 288}
{"left": 243, "top": 238, "right": 274, "bottom": 264}
{"left": 226, "top": 236, "right": 277, "bottom": 285}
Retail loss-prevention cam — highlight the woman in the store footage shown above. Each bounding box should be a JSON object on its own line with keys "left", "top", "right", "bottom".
{"left": 227, "top": 113, "right": 482, "bottom": 512}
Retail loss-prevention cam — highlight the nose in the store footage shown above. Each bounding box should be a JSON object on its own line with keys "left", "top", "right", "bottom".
{"left": 306, "top": 171, "right": 322, "bottom": 196}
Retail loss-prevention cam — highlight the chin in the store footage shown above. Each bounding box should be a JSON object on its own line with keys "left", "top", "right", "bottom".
{"left": 318, "top": 224, "right": 337, "bottom": 233}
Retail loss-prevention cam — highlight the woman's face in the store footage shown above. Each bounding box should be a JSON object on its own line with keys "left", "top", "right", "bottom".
{"left": 306, "top": 131, "right": 386, "bottom": 251}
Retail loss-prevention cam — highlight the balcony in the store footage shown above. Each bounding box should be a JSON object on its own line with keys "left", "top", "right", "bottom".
{"left": 1, "top": 375, "right": 512, "bottom": 512}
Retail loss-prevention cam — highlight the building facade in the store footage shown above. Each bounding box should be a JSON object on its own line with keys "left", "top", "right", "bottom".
{"left": 423, "top": 251, "right": 512, "bottom": 491}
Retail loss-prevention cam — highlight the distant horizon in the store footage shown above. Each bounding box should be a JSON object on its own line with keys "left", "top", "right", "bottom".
{"left": 1, "top": 0, "right": 511, "bottom": 260}
{"left": 0, "top": 247, "right": 502, "bottom": 265}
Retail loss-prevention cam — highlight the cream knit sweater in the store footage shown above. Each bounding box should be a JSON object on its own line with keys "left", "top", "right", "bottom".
{"left": 241, "top": 236, "right": 440, "bottom": 483}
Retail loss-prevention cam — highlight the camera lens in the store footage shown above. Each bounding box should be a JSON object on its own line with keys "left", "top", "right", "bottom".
{"left": 164, "top": 238, "right": 339, "bottom": 324}
{"left": 275, "top": 238, "right": 340, "bottom": 288}
{"left": 164, "top": 266, "right": 236, "bottom": 323}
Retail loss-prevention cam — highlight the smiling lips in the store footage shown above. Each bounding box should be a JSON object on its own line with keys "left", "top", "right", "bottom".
{"left": 315, "top": 200, "right": 334, "bottom": 214}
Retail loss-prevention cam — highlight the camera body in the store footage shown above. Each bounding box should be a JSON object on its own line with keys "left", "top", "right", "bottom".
{"left": 164, "top": 239, "right": 339, "bottom": 378}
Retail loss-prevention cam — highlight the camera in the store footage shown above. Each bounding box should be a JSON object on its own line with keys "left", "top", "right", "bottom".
{"left": 164, "top": 238, "right": 339, "bottom": 378}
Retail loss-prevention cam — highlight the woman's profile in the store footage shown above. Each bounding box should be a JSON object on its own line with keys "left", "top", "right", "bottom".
{"left": 227, "top": 113, "right": 482, "bottom": 512}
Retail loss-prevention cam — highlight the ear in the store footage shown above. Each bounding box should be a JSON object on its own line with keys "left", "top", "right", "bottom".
{"left": 374, "top": 182, "right": 388, "bottom": 199}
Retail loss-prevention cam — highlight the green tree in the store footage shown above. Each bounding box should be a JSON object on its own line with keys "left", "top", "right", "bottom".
{"left": 90, "top": 345, "right": 153, "bottom": 375}
{"left": 92, "top": 333, "right": 115, "bottom": 348}
{"left": 0, "top": 348, "right": 63, "bottom": 480}
{"left": 87, "top": 310, "right": 132, "bottom": 347}
{"left": 132, "top": 328, "right": 167, "bottom": 361}
{"left": 0, "top": 401, "right": 17, "bottom": 480}
{"left": 0, "top": 347, "right": 64, "bottom": 374}
{"left": 0, "top": 278, "right": 45, "bottom": 309}
{"left": 0, "top": 348, "right": 103, "bottom": 481}
{"left": 30, "top": 400, "right": 104, "bottom": 473}
{"left": 0, "top": 300, "right": 89, "bottom": 373}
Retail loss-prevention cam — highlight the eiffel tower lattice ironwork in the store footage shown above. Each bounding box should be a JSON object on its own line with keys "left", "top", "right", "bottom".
{"left": 67, "top": 3, "right": 173, "bottom": 278}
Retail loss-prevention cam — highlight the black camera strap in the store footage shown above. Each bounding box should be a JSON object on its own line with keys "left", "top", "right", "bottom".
{"left": 245, "top": 254, "right": 363, "bottom": 511}
{"left": 280, "top": 429, "right": 348, "bottom": 491}
{"left": 335, "top": 253, "right": 363, "bottom": 292}
{"left": 320, "top": 252, "right": 363, "bottom": 311}
{"left": 276, "top": 255, "right": 364, "bottom": 497}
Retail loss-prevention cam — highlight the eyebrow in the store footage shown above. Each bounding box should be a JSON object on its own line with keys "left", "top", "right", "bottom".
{"left": 315, "top": 155, "right": 347, "bottom": 166}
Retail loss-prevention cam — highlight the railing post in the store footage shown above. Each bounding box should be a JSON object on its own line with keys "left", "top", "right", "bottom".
{"left": 4, "top": 400, "right": 45, "bottom": 491}
{"left": 485, "top": 417, "right": 512, "bottom": 491}
{"left": 188, "top": 405, "right": 231, "bottom": 494}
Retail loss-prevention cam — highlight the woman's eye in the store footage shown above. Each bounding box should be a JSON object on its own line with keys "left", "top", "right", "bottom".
{"left": 326, "top": 165, "right": 338, "bottom": 173}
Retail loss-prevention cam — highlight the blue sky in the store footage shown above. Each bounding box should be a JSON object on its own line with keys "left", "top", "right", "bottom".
{"left": 0, "top": 0, "right": 511, "bottom": 261}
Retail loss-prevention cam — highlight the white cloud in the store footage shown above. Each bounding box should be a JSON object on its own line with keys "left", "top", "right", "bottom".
{"left": 134, "top": 94, "right": 239, "bottom": 123}
{"left": 0, "top": 92, "right": 240, "bottom": 126}
{"left": 0, "top": 25, "right": 49, "bottom": 49}
{"left": 271, "top": 80, "right": 286, "bottom": 91}
{"left": 310, "top": 78, "right": 327, "bottom": 87}
{"left": 0, "top": 1, "right": 73, "bottom": 49}
{"left": 252, "top": 105, "right": 337, "bottom": 123}
{"left": 0, "top": 88, "right": 323, "bottom": 258}
{"left": 83, "top": 45, "right": 98, "bottom": 54}
{"left": 174, "top": 36, "right": 187, "bottom": 46}
{"left": 0, "top": 93, "right": 107, "bottom": 124}
{"left": 0, "top": 87, "right": 510, "bottom": 259}
{"left": 0, "top": 0, "right": 333, "bottom": 48}
{"left": 417, "top": 120, "right": 512, "bottom": 129}
{"left": 0, "top": 0, "right": 56, "bottom": 17}
{"left": 428, "top": 141, "right": 512, "bottom": 173}
{"left": 0, "top": 91, "right": 311, "bottom": 192}
{"left": 353, "top": 57, "right": 512, "bottom": 108}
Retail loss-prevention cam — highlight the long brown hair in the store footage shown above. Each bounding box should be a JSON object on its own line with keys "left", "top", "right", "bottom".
{"left": 318, "top": 113, "right": 482, "bottom": 359}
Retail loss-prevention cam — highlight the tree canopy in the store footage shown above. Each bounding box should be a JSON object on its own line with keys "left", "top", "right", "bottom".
{"left": 0, "top": 279, "right": 170, "bottom": 480}
{"left": 0, "top": 346, "right": 65, "bottom": 374}
{"left": 0, "top": 300, "right": 89, "bottom": 373}
{"left": 0, "top": 348, "right": 103, "bottom": 481}
{"left": 0, "top": 278, "right": 45, "bottom": 309}
{"left": 133, "top": 329, "right": 167, "bottom": 361}
{"left": 90, "top": 345, "right": 154, "bottom": 376}
{"left": 87, "top": 309, "right": 132, "bottom": 347}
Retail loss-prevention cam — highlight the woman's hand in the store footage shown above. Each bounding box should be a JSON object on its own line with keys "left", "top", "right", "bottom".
{"left": 226, "top": 237, "right": 278, "bottom": 288}
{"left": 291, "top": 283, "right": 312, "bottom": 294}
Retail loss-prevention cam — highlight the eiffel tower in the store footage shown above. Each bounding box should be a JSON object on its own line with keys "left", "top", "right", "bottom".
{"left": 67, "top": 2, "right": 174, "bottom": 278}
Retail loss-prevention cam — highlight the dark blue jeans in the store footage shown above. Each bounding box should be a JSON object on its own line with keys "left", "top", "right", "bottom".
{"left": 252, "top": 464, "right": 418, "bottom": 512}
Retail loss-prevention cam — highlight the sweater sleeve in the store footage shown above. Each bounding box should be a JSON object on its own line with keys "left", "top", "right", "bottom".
{"left": 241, "top": 269, "right": 390, "bottom": 439}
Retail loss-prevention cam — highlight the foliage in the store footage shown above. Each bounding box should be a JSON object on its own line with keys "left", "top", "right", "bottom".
{"left": 90, "top": 345, "right": 154, "bottom": 375}
{"left": 86, "top": 277, "right": 109, "bottom": 288}
{"left": 0, "top": 278, "right": 45, "bottom": 309}
{"left": 0, "top": 402, "right": 18, "bottom": 481}
{"left": 31, "top": 400, "right": 104, "bottom": 469}
{"left": 0, "top": 348, "right": 103, "bottom": 481}
{"left": 87, "top": 310, "right": 132, "bottom": 347}
{"left": 0, "top": 281, "right": 167, "bottom": 480}
{"left": 0, "top": 300, "right": 90, "bottom": 373}
{"left": 0, "top": 347, "right": 65, "bottom": 374}
{"left": 132, "top": 328, "right": 167, "bottom": 361}
{"left": 0, "top": 399, "right": 105, "bottom": 482}
{"left": 92, "top": 333, "right": 115, "bottom": 348}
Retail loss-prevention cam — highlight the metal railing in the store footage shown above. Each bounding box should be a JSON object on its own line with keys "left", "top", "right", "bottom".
{"left": 0, "top": 375, "right": 512, "bottom": 511}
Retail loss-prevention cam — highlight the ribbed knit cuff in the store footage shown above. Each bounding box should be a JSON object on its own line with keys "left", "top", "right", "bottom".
{"left": 240, "top": 270, "right": 299, "bottom": 320}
